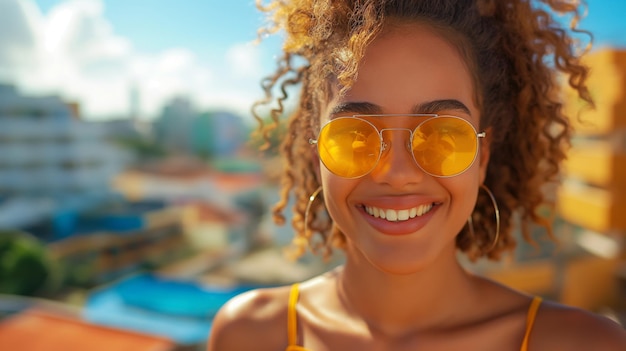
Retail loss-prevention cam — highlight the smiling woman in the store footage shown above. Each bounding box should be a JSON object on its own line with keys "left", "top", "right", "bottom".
{"left": 207, "top": 1, "right": 626, "bottom": 350}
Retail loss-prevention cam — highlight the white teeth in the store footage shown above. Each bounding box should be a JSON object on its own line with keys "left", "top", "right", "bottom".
{"left": 365, "top": 203, "right": 434, "bottom": 222}
{"left": 397, "top": 209, "right": 409, "bottom": 221}
{"left": 418, "top": 205, "right": 425, "bottom": 216}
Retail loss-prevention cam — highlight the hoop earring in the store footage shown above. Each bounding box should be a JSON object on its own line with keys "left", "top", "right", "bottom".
{"left": 467, "top": 184, "right": 500, "bottom": 253}
{"left": 304, "top": 186, "right": 323, "bottom": 237}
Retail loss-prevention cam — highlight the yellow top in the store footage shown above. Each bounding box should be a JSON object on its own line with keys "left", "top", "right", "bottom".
{"left": 285, "top": 283, "right": 543, "bottom": 351}
{"left": 521, "top": 295, "right": 543, "bottom": 351}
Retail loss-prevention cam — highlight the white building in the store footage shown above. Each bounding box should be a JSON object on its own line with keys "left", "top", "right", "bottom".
{"left": 0, "top": 84, "right": 130, "bottom": 228}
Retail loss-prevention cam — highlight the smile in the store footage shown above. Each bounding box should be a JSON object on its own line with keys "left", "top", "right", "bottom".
{"left": 364, "top": 203, "right": 434, "bottom": 222}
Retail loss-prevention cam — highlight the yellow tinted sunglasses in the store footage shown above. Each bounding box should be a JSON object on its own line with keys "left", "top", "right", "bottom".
{"left": 309, "top": 114, "right": 486, "bottom": 178}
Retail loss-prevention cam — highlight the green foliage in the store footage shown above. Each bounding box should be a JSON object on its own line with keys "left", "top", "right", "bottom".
{"left": 0, "top": 230, "right": 62, "bottom": 296}
{"left": 115, "top": 137, "right": 168, "bottom": 160}
{"left": 57, "top": 254, "right": 98, "bottom": 288}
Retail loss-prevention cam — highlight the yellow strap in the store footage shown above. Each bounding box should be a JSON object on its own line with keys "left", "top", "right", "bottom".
{"left": 520, "top": 296, "right": 542, "bottom": 351}
{"left": 287, "top": 283, "right": 300, "bottom": 347}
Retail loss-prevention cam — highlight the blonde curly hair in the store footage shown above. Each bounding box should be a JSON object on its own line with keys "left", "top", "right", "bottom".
{"left": 253, "top": 0, "right": 593, "bottom": 261}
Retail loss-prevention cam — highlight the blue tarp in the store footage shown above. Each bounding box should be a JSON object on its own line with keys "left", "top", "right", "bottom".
{"left": 85, "top": 274, "right": 270, "bottom": 345}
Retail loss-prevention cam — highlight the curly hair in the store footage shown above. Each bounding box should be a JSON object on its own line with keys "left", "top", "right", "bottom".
{"left": 252, "top": 0, "right": 593, "bottom": 261}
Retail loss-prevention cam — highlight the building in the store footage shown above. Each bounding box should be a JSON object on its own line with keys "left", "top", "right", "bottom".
{"left": 153, "top": 97, "right": 249, "bottom": 158}
{"left": 0, "top": 83, "right": 130, "bottom": 233}
{"left": 152, "top": 97, "right": 196, "bottom": 153}
{"left": 191, "top": 111, "right": 248, "bottom": 158}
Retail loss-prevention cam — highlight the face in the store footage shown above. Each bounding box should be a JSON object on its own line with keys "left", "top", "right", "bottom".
{"left": 318, "top": 23, "right": 490, "bottom": 275}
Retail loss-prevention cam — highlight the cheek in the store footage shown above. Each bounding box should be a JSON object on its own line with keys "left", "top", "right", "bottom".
{"left": 320, "top": 171, "right": 355, "bottom": 223}
{"left": 321, "top": 170, "right": 345, "bottom": 201}
{"left": 444, "top": 173, "right": 480, "bottom": 218}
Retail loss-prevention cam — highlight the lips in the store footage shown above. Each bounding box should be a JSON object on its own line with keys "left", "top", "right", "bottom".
{"left": 357, "top": 198, "right": 440, "bottom": 236}
{"left": 364, "top": 203, "right": 434, "bottom": 222}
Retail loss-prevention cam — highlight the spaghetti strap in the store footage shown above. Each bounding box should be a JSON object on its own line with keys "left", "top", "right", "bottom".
{"left": 286, "top": 283, "right": 310, "bottom": 351}
{"left": 287, "top": 283, "right": 300, "bottom": 346}
{"left": 520, "top": 296, "right": 542, "bottom": 351}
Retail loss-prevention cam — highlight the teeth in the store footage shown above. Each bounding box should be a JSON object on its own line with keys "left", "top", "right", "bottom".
{"left": 397, "top": 209, "right": 409, "bottom": 221}
{"left": 365, "top": 203, "right": 434, "bottom": 222}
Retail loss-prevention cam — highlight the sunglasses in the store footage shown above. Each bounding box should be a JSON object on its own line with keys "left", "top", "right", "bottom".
{"left": 309, "top": 114, "right": 486, "bottom": 178}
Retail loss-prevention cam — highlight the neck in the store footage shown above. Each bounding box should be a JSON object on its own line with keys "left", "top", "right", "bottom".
{"left": 336, "top": 244, "right": 479, "bottom": 336}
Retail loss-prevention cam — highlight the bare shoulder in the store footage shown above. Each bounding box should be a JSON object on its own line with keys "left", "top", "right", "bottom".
{"left": 532, "top": 300, "right": 626, "bottom": 351}
{"left": 206, "top": 285, "right": 293, "bottom": 351}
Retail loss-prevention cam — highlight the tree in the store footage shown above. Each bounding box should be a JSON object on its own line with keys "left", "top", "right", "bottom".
{"left": 0, "top": 230, "right": 61, "bottom": 296}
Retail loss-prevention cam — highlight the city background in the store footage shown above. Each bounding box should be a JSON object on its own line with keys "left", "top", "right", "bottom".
{"left": 0, "top": 1, "right": 625, "bottom": 350}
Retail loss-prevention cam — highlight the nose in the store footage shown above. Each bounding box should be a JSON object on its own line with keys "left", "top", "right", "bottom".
{"left": 369, "top": 129, "right": 426, "bottom": 187}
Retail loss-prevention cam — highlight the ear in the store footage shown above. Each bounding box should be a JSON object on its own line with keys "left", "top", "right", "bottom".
{"left": 478, "top": 126, "right": 492, "bottom": 184}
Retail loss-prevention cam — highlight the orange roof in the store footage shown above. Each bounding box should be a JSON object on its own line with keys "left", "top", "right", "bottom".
{"left": 184, "top": 201, "right": 245, "bottom": 223}
{"left": 0, "top": 309, "right": 176, "bottom": 351}
{"left": 212, "top": 172, "right": 263, "bottom": 192}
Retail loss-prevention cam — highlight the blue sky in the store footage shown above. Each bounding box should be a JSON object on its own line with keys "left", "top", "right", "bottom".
{"left": 2, "top": 0, "right": 624, "bottom": 121}
{"left": 32, "top": 1, "right": 626, "bottom": 51}
{"left": 35, "top": 1, "right": 279, "bottom": 57}
{"left": 578, "top": 1, "right": 626, "bottom": 47}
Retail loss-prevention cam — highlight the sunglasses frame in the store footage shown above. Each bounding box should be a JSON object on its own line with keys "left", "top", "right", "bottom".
{"left": 309, "top": 114, "right": 486, "bottom": 179}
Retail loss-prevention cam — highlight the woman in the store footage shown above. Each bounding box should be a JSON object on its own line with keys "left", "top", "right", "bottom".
{"left": 208, "top": 1, "right": 626, "bottom": 350}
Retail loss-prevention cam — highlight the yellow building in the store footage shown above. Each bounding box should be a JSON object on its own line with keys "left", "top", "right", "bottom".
{"left": 556, "top": 48, "right": 626, "bottom": 312}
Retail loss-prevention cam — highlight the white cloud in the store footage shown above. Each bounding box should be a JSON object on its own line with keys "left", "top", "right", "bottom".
{"left": 226, "top": 42, "right": 262, "bottom": 79}
{"left": 0, "top": 0, "right": 268, "bottom": 121}
{"left": 0, "top": 0, "right": 44, "bottom": 77}
{"left": 131, "top": 49, "right": 216, "bottom": 117}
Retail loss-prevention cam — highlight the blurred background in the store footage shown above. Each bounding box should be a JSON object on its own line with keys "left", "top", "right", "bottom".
{"left": 0, "top": 0, "right": 624, "bottom": 350}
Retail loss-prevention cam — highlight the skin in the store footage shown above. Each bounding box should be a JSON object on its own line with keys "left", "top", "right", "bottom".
{"left": 208, "top": 23, "right": 626, "bottom": 351}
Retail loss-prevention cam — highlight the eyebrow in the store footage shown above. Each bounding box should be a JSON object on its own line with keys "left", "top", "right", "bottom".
{"left": 413, "top": 99, "right": 471, "bottom": 115}
{"left": 329, "top": 99, "right": 471, "bottom": 117}
{"left": 329, "top": 102, "right": 382, "bottom": 116}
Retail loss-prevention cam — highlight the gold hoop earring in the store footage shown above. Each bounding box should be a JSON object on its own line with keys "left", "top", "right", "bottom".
{"left": 304, "top": 186, "right": 323, "bottom": 237}
{"left": 467, "top": 184, "right": 500, "bottom": 253}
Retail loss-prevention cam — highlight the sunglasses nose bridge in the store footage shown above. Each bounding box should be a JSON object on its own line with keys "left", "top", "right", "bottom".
{"left": 369, "top": 127, "right": 429, "bottom": 184}
{"left": 377, "top": 128, "right": 420, "bottom": 175}
{"left": 379, "top": 127, "right": 414, "bottom": 154}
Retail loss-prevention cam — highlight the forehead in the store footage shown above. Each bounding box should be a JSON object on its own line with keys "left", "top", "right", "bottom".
{"left": 323, "top": 22, "right": 478, "bottom": 125}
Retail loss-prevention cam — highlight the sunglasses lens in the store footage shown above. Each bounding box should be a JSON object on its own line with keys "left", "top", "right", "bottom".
{"left": 318, "top": 118, "right": 381, "bottom": 178}
{"left": 412, "top": 117, "right": 478, "bottom": 176}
